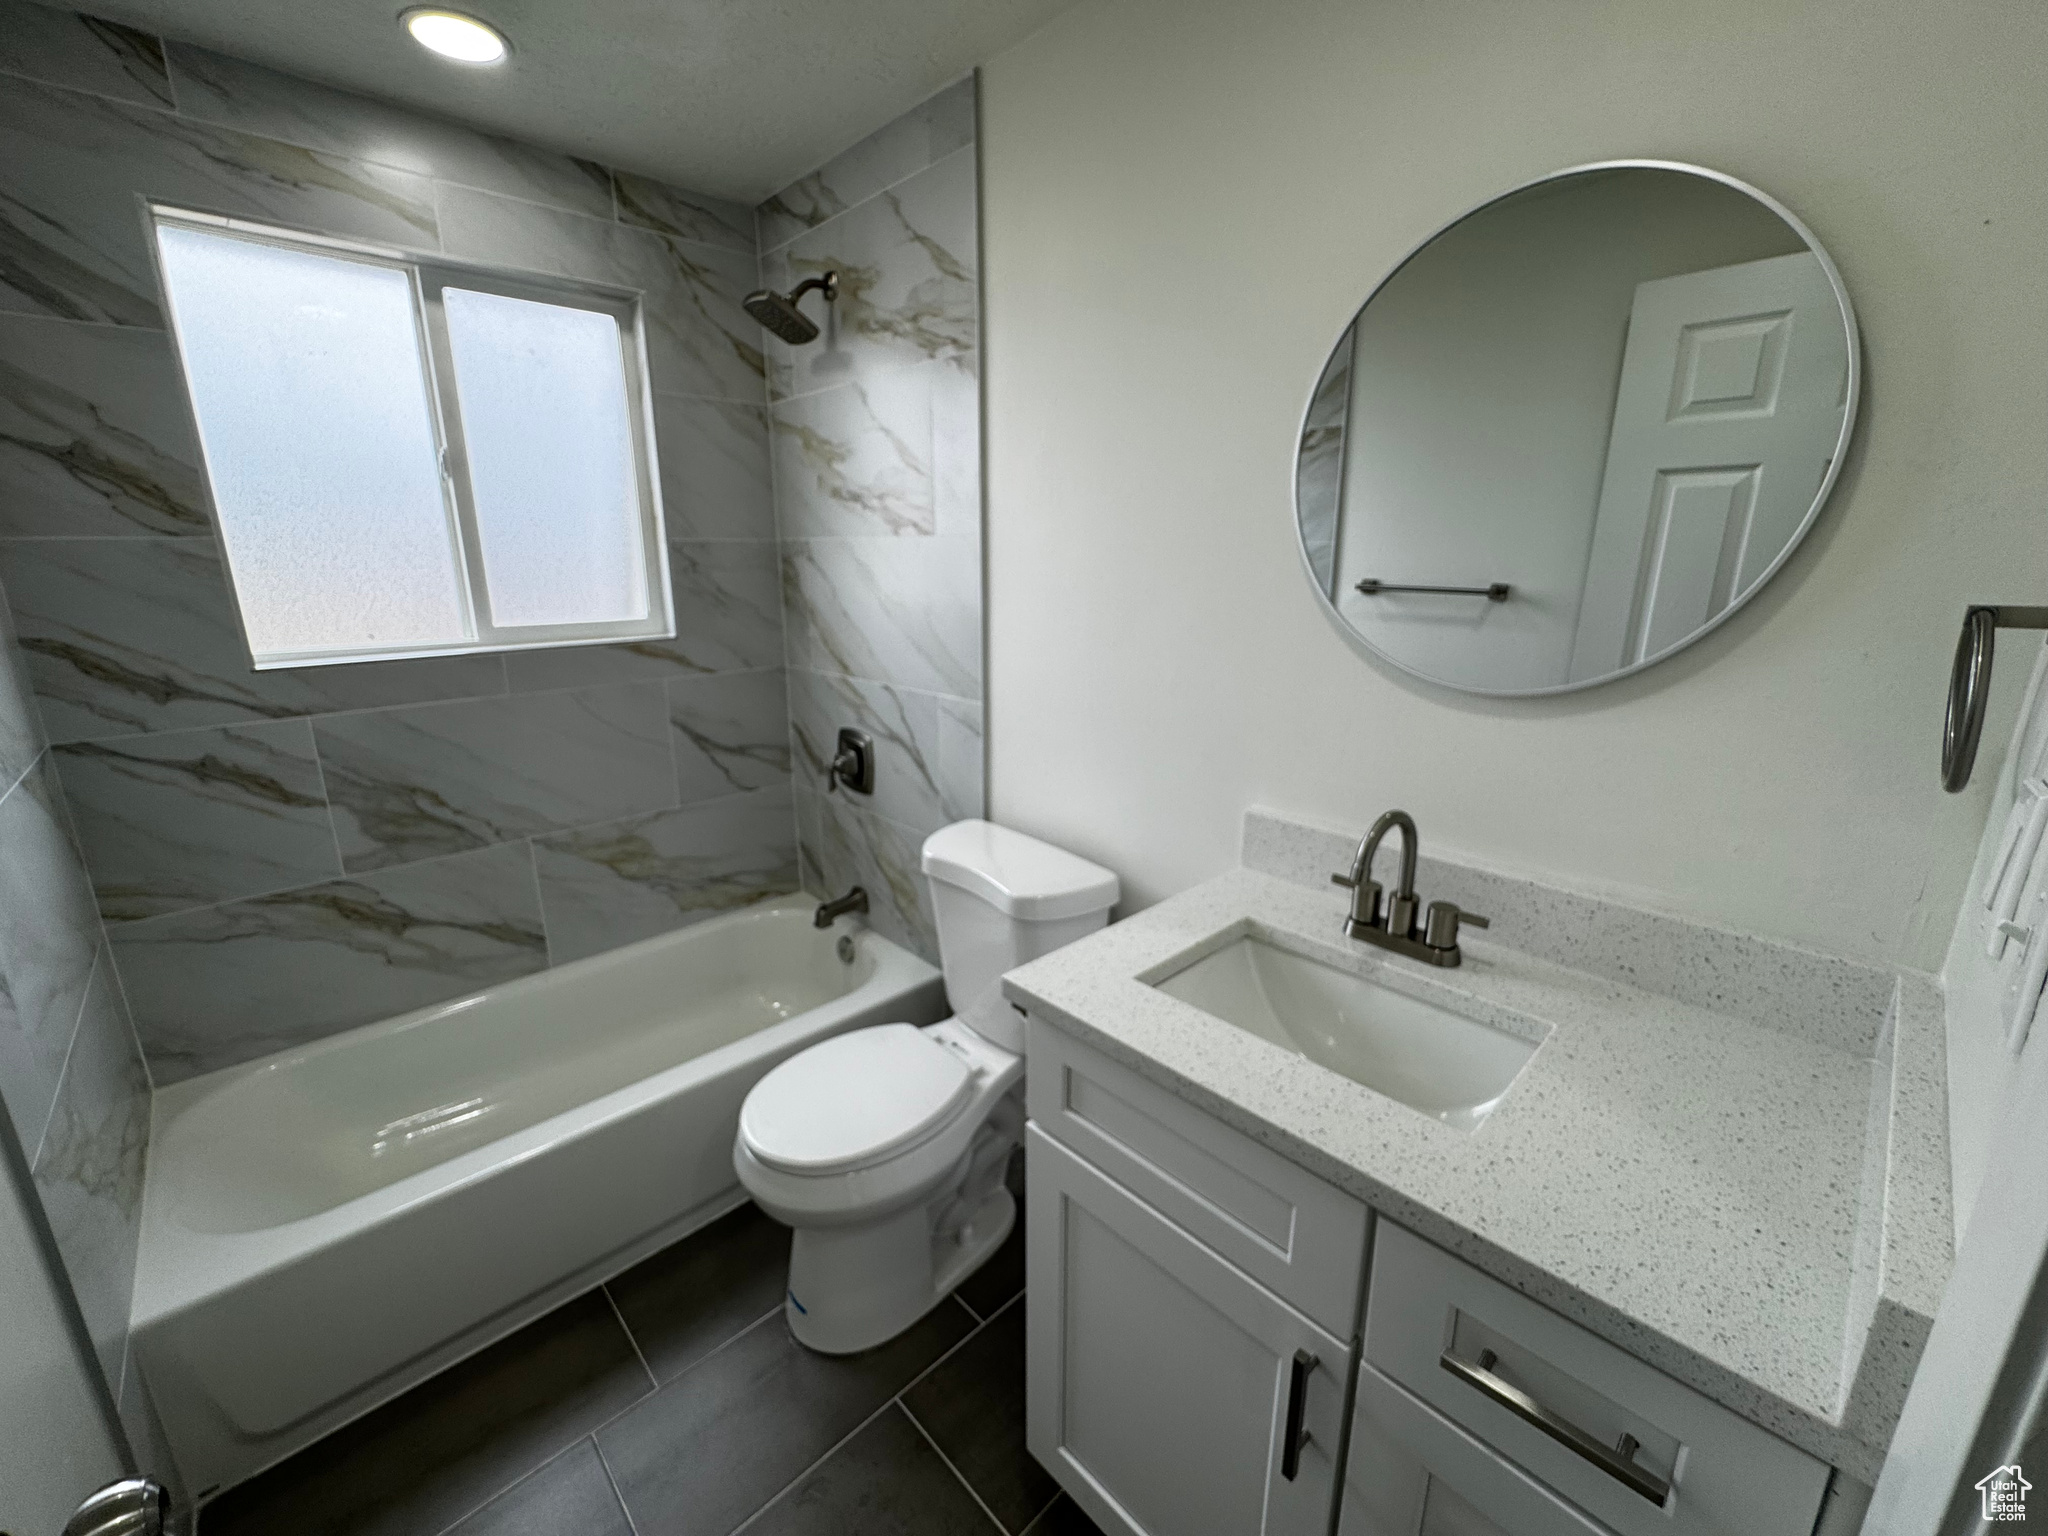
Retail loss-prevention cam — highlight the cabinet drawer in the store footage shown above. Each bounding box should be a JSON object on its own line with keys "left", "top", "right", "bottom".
{"left": 1026, "top": 1018, "right": 1370, "bottom": 1337}
{"left": 1365, "top": 1223, "right": 1828, "bottom": 1536}
{"left": 1344, "top": 1363, "right": 1612, "bottom": 1536}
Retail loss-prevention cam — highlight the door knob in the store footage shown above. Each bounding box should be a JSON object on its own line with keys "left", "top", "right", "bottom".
{"left": 63, "top": 1477, "right": 167, "bottom": 1536}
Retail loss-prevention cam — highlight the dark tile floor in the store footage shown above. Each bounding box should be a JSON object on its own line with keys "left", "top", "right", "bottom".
{"left": 199, "top": 1167, "right": 1104, "bottom": 1536}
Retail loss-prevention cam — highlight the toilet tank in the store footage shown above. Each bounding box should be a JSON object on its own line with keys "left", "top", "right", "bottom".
{"left": 921, "top": 821, "right": 1119, "bottom": 1052}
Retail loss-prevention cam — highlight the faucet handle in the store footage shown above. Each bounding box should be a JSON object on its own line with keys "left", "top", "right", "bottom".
{"left": 1424, "top": 900, "right": 1488, "bottom": 950}
{"left": 1334, "top": 871, "right": 1383, "bottom": 934}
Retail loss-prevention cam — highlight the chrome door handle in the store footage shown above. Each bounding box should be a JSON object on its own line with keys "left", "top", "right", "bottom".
{"left": 1439, "top": 1348, "right": 1671, "bottom": 1506}
{"left": 1280, "top": 1349, "right": 1316, "bottom": 1481}
{"left": 63, "top": 1477, "right": 167, "bottom": 1536}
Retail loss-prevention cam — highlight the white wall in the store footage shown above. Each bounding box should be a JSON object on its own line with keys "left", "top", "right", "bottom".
{"left": 1335, "top": 170, "right": 1801, "bottom": 691}
{"left": 979, "top": 0, "right": 2048, "bottom": 969}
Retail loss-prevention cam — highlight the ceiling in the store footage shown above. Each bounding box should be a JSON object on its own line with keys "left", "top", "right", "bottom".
{"left": 83, "top": 0, "right": 1082, "bottom": 201}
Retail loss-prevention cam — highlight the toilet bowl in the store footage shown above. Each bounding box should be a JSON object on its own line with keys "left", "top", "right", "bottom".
{"left": 735, "top": 820, "right": 1118, "bottom": 1354}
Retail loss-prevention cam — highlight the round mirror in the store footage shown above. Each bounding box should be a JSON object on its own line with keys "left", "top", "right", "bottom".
{"left": 1294, "top": 161, "right": 1858, "bottom": 695}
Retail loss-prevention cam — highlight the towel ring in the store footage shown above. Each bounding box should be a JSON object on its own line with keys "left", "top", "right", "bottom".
{"left": 1945, "top": 605, "right": 2048, "bottom": 792}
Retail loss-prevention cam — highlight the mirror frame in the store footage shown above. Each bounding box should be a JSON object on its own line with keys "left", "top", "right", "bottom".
{"left": 1292, "top": 159, "right": 1862, "bottom": 697}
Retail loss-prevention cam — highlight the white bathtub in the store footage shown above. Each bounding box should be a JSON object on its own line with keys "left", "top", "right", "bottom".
{"left": 130, "top": 897, "right": 944, "bottom": 1498}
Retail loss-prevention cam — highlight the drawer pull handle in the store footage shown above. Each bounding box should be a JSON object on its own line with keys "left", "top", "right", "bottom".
{"left": 1281, "top": 1349, "right": 1317, "bottom": 1480}
{"left": 1439, "top": 1348, "right": 1671, "bottom": 1506}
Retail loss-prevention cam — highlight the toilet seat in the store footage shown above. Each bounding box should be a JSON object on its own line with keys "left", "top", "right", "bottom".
{"left": 739, "top": 1023, "right": 973, "bottom": 1177}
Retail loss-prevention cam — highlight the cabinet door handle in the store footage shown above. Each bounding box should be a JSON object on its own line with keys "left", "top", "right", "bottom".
{"left": 1280, "top": 1349, "right": 1317, "bottom": 1481}
{"left": 1439, "top": 1348, "right": 1671, "bottom": 1506}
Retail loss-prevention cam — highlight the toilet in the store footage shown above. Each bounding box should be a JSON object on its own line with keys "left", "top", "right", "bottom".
{"left": 734, "top": 820, "right": 1118, "bottom": 1354}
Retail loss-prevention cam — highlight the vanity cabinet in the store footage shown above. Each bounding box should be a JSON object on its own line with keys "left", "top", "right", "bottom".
{"left": 1023, "top": 1020, "right": 1833, "bottom": 1536}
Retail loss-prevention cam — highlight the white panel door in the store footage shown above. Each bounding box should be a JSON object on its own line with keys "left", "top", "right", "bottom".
{"left": 0, "top": 1121, "right": 127, "bottom": 1536}
{"left": 1567, "top": 251, "right": 1849, "bottom": 681}
{"left": 1026, "top": 1125, "right": 1352, "bottom": 1536}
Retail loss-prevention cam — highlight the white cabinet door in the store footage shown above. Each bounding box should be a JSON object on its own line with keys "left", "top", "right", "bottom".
{"left": 1026, "top": 1124, "right": 1353, "bottom": 1536}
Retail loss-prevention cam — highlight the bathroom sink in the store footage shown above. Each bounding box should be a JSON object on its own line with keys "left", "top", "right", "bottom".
{"left": 1152, "top": 936, "right": 1539, "bottom": 1130}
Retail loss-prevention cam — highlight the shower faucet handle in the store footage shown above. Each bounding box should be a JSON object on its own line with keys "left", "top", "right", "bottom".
{"left": 825, "top": 728, "right": 874, "bottom": 795}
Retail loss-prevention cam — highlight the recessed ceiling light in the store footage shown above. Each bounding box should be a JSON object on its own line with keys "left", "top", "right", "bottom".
{"left": 401, "top": 9, "right": 509, "bottom": 64}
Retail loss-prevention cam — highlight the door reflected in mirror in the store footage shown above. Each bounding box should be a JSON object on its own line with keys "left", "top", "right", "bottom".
{"left": 1296, "top": 163, "right": 1858, "bottom": 695}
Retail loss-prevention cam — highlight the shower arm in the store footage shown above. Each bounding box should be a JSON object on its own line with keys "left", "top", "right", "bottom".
{"left": 788, "top": 272, "right": 838, "bottom": 305}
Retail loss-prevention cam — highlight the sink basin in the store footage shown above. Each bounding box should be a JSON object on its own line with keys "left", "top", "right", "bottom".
{"left": 1152, "top": 935, "right": 1540, "bottom": 1130}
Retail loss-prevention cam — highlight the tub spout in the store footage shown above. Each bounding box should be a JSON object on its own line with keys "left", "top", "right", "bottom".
{"left": 814, "top": 887, "right": 868, "bottom": 928}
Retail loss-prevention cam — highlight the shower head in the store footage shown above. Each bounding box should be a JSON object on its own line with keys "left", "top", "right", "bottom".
{"left": 743, "top": 271, "right": 839, "bottom": 345}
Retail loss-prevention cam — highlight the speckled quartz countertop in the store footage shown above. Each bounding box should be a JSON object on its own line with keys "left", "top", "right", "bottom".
{"left": 1001, "top": 816, "right": 1952, "bottom": 1482}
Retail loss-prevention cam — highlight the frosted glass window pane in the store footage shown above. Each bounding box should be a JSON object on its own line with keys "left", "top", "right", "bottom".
{"left": 154, "top": 224, "right": 469, "bottom": 658}
{"left": 442, "top": 288, "right": 648, "bottom": 628}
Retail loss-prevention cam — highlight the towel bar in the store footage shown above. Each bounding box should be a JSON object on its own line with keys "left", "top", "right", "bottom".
{"left": 1945, "top": 605, "right": 2048, "bottom": 791}
{"left": 1356, "top": 579, "right": 1511, "bottom": 601}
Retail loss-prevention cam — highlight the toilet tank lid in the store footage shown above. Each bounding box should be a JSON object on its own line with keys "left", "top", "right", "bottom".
{"left": 921, "top": 820, "right": 1119, "bottom": 921}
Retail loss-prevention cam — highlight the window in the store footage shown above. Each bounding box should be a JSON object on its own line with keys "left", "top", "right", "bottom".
{"left": 150, "top": 208, "right": 671, "bottom": 668}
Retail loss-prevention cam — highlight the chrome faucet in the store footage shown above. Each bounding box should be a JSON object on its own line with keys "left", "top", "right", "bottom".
{"left": 813, "top": 886, "right": 869, "bottom": 929}
{"left": 1332, "top": 810, "right": 1488, "bottom": 966}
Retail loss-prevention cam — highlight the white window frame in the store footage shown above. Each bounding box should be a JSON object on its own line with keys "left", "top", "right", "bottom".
{"left": 148, "top": 205, "right": 675, "bottom": 670}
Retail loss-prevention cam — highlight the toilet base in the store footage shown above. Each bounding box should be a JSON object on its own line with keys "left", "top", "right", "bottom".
{"left": 786, "top": 1186, "right": 1015, "bottom": 1355}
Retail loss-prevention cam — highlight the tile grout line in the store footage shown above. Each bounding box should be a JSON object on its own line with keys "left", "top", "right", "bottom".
{"left": 898, "top": 1399, "right": 1014, "bottom": 1535}
{"left": 599, "top": 1284, "right": 660, "bottom": 1395}
{"left": 436, "top": 175, "right": 751, "bottom": 265}
{"left": 0, "top": 744, "right": 38, "bottom": 806}
{"left": 1018, "top": 1495, "right": 1072, "bottom": 1536}
{"left": 658, "top": 672, "right": 687, "bottom": 812}
{"left": 100, "top": 934, "right": 156, "bottom": 1094}
{"left": 795, "top": 780, "right": 942, "bottom": 851}
{"left": 112, "top": 1334, "right": 133, "bottom": 1438}
{"left": 525, "top": 839, "right": 555, "bottom": 970}
{"left": 0, "top": 59, "right": 182, "bottom": 118}
{"left": 25, "top": 945, "right": 95, "bottom": 1172}
{"left": 580, "top": 1301, "right": 788, "bottom": 1450}
{"left": 721, "top": 1389, "right": 915, "bottom": 1536}
{"left": 422, "top": 1434, "right": 600, "bottom": 1536}
{"left": 757, "top": 136, "right": 975, "bottom": 263}
{"left": 0, "top": 310, "right": 172, "bottom": 335}
{"left": 214, "top": 43, "right": 727, "bottom": 233}
{"left": 591, "top": 1433, "right": 643, "bottom": 1536}
{"left": 760, "top": 302, "right": 805, "bottom": 899}
{"left": 758, "top": 346, "right": 977, "bottom": 409}
{"left": 722, "top": 1298, "right": 991, "bottom": 1536}
{"left": 100, "top": 776, "right": 798, "bottom": 934}
{"left": 155, "top": 25, "right": 181, "bottom": 117}
{"left": 650, "top": 384, "right": 775, "bottom": 408}
{"left": 282, "top": 1272, "right": 771, "bottom": 1536}
{"left": 41, "top": 662, "right": 791, "bottom": 752}
{"left": 305, "top": 719, "right": 353, "bottom": 889}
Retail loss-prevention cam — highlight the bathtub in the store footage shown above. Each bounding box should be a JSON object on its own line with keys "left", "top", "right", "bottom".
{"left": 130, "top": 896, "right": 945, "bottom": 1498}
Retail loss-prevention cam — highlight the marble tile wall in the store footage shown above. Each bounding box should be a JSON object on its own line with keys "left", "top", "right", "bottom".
{"left": 0, "top": 1, "right": 797, "bottom": 1089}
{"left": 0, "top": 562, "right": 153, "bottom": 1469}
{"left": 758, "top": 78, "right": 985, "bottom": 962}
